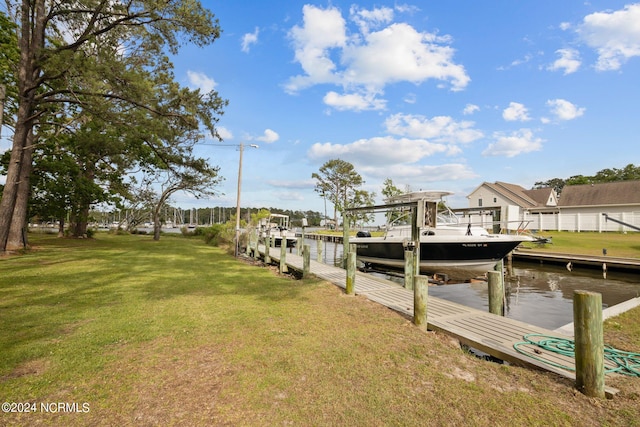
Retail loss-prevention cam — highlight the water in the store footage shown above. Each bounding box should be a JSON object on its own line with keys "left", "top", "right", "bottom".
{"left": 300, "top": 238, "right": 640, "bottom": 330}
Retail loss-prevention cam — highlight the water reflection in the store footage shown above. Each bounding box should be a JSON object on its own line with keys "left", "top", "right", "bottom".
{"left": 302, "top": 238, "right": 640, "bottom": 330}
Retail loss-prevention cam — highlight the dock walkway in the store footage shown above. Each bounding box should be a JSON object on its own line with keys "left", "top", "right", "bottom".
{"left": 257, "top": 244, "right": 620, "bottom": 386}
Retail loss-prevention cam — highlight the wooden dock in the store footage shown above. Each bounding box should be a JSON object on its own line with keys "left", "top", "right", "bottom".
{"left": 513, "top": 249, "right": 640, "bottom": 272}
{"left": 256, "top": 244, "right": 621, "bottom": 391}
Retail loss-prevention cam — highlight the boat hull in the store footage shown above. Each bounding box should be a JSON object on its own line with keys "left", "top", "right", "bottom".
{"left": 354, "top": 238, "right": 524, "bottom": 277}
{"left": 273, "top": 236, "right": 297, "bottom": 248}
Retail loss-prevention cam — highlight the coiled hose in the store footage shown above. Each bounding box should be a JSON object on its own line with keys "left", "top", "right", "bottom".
{"left": 513, "top": 333, "right": 640, "bottom": 377}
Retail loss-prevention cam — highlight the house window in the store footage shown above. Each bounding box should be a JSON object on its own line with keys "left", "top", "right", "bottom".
{"left": 493, "top": 197, "right": 497, "bottom": 203}
{"left": 478, "top": 198, "right": 483, "bottom": 207}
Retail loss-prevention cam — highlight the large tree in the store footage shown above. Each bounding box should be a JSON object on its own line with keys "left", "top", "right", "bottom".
{"left": 312, "top": 159, "right": 372, "bottom": 229}
{"left": 144, "top": 153, "right": 222, "bottom": 241}
{"left": 0, "top": 0, "right": 225, "bottom": 253}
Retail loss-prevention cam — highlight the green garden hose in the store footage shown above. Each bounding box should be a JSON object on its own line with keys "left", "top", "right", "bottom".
{"left": 513, "top": 333, "right": 640, "bottom": 377}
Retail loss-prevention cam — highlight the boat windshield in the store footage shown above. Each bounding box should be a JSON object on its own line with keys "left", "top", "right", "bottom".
{"left": 385, "top": 202, "right": 461, "bottom": 228}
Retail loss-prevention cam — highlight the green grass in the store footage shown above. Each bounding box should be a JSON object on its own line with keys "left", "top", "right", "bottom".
{"left": 1, "top": 232, "right": 639, "bottom": 426}
{"left": 520, "top": 230, "right": 640, "bottom": 258}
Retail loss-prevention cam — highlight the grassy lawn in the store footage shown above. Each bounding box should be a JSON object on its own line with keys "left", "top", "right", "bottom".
{"left": 1, "top": 232, "right": 639, "bottom": 426}
{"left": 519, "top": 230, "right": 640, "bottom": 258}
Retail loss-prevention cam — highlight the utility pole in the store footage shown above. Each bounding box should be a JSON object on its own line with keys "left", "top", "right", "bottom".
{"left": 235, "top": 143, "right": 258, "bottom": 257}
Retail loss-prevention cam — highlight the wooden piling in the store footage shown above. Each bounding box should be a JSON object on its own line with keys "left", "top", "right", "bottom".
{"left": 573, "top": 290, "right": 605, "bottom": 398}
{"left": 316, "top": 239, "right": 323, "bottom": 263}
{"left": 487, "top": 271, "right": 504, "bottom": 316}
{"left": 279, "top": 241, "right": 287, "bottom": 274}
{"left": 404, "top": 250, "right": 414, "bottom": 290}
{"left": 297, "top": 237, "right": 303, "bottom": 255}
{"left": 413, "top": 275, "right": 429, "bottom": 329}
{"left": 264, "top": 236, "right": 270, "bottom": 264}
{"left": 342, "top": 215, "right": 350, "bottom": 269}
{"left": 303, "top": 244, "right": 310, "bottom": 277}
{"left": 346, "top": 251, "right": 356, "bottom": 295}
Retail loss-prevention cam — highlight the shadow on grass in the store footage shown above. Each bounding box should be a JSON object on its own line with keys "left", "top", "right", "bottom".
{"left": 0, "top": 234, "right": 307, "bottom": 374}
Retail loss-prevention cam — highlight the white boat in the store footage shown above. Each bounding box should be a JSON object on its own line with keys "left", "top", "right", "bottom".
{"left": 260, "top": 214, "right": 297, "bottom": 248}
{"left": 351, "top": 191, "right": 535, "bottom": 278}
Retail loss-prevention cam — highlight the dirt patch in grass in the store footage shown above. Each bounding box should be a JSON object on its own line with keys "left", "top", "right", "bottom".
{"left": 0, "top": 358, "right": 50, "bottom": 382}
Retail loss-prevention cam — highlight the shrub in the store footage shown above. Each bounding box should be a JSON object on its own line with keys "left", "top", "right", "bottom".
{"left": 199, "top": 224, "right": 231, "bottom": 246}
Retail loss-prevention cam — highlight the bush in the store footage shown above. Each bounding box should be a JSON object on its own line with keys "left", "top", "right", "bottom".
{"left": 199, "top": 224, "right": 233, "bottom": 246}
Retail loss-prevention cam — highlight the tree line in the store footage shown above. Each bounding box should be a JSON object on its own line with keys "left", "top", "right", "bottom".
{"left": 534, "top": 164, "right": 640, "bottom": 195}
{"left": 85, "top": 206, "right": 326, "bottom": 230}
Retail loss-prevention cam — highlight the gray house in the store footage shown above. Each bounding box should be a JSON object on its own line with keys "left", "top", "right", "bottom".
{"left": 463, "top": 180, "right": 640, "bottom": 232}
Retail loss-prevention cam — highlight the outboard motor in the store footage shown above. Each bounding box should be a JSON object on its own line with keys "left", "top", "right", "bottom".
{"left": 356, "top": 231, "right": 371, "bottom": 238}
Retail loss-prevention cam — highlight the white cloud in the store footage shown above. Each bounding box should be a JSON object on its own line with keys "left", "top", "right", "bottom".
{"left": 186, "top": 71, "right": 217, "bottom": 93}
{"left": 502, "top": 102, "right": 531, "bottom": 122}
{"left": 482, "top": 129, "right": 543, "bottom": 157}
{"left": 342, "top": 23, "right": 469, "bottom": 91}
{"left": 403, "top": 93, "right": 417, "bottom": 104}
{"left": 241, "top": 27, "right": 259, "bottom": 53}
{"left": 361, "top": 163, "right": 477, "bottom": 182}
{"left": 463, "top": 104, "right": 479, "bottom": 115}
{"left": 548, "top": 48, "right": 581, "bottom": 74}
{"left": 285, "top": 5, "right": 347, "bottom": 92}
{"left": 307, "top": 136, "right": 448, "bottom": 166}
{"left": 384, "top": 113, "right": 483, "bottom": 144}
{"left": 267, "top": 179, "right": 315, "bottom": 189}
{"left": 271, "top": 191, "right": 305, "bottom": 201}
{"left": 256, "top": 129, "right": 279, "bottom": 143}
{"left": 394, "top": 4, "right": 420, "bottom": 14}
{"left": 215, "top": 126, "right": 233, "bottom": 141}
{"left": 546, "top": 99, "right": 585, "bottom": 121}
{"left": 349, "top": 5, "right": 394, "bottom": 34}
{"left": 285, "top": 5, "right": 469, "bottom": 104}
{"left": 577, "top": 4, "right": 640, "bottom": 71}
{"left": 323, "top": 91, "right": 386, "bottom": 111}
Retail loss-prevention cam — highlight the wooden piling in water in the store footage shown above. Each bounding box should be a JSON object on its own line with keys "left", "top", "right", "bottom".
{"left": 413, "top": 275, "right": 429, "bottom": 329}
{"left": 573, "top": 290, "right": 605, "bottom": 398}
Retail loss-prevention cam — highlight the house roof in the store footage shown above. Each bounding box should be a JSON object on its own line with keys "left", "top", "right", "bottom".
{"left": 558, "top": 180, "right": 640, "bottom": 206}
{"left": 481, "top": 181, "right": 545, "bottom": 208}
{"left": 523, "top": 187, "right": 555, "bottom": 206}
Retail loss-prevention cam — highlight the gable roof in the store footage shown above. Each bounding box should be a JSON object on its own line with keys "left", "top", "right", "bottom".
{"left": 478, "top": 181, "right": 554, "bottom": 208}
{"left": 558, "top": 180, "right": 640, "bottom": 206}
{"left": 523, "top": 187, "right": 556, "bottom": 206}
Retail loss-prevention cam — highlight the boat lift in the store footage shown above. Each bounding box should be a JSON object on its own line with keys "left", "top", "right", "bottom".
{"left": 345, "top": 193, "right": 441, "bottom": 280}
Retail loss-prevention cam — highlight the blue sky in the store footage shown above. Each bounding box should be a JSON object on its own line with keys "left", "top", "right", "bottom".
{"left": 4, "top": 1, "right": 640, "bottom": 218}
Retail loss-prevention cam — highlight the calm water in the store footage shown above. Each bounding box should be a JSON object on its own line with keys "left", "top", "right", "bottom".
{"left": 301, "top": 239, "right": 640, "bottom": 330}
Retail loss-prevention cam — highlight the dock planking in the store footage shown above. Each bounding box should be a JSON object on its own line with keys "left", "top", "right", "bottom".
{"left": 256, "top": 244, "right": 619, "bottom": 394}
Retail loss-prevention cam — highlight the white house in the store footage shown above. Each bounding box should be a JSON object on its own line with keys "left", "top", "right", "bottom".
{"left": 461, "top": 180, "right": 640, "bottom": 232}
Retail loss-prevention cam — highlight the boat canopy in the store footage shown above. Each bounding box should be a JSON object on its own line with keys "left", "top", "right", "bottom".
{"left": 386, "top": 191, "right": 453, "bottom": 204}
